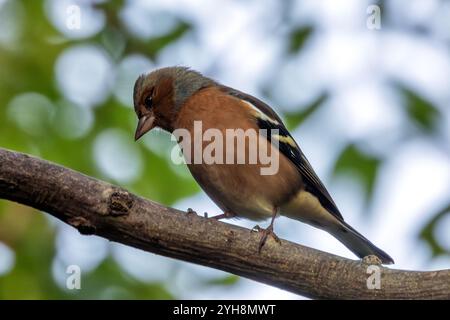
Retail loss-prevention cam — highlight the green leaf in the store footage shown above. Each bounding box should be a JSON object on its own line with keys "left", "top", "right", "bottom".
{"left": 205, "top": 275, "right": 240, "bottom": 287}
{"left": 95, "top": 0, "right": 125, "bottom": 12}
{"left": 289, "top": 25, "right": 313, "bottom": 53}
{"left": 419, "top": 204, "right": 450, "bottom": 257}
{"left": 126, "top": 21, "right": 192, "bottom": 59}
{"left": 333, "top": 144, "right": 381, "bottom": 208}
{"left": 284, "top": 93, "right": 328, "bottom": 130}
{"left": 399, "top": 86, "right": 440, "bottom": 133}
{"left": 149, "top": 22, "right": 191, "bottom": 54}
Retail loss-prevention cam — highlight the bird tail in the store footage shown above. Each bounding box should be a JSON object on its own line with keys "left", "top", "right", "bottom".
{"left": 329, "top": 220, "right": 394, "bottom": 265}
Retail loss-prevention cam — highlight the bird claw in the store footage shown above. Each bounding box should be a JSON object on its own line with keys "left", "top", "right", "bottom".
{"left": 252, "top": 225, "right": 280, "bottom": 253}
{"left": 186, "top": 208, "right": 197, "bottom": 216}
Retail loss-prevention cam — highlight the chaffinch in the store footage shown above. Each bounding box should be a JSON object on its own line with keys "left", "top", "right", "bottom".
{"left": 133, "top": 66, "right": 394, "bottom": 264}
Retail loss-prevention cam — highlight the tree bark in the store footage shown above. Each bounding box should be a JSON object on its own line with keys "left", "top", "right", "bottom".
{"left": 0, "top": 147, "right": 448, "bottom": 299}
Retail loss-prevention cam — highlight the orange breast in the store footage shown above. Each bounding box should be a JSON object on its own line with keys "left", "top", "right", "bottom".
{"left": 173, "top": 87, "right": 302, "bottom": 220}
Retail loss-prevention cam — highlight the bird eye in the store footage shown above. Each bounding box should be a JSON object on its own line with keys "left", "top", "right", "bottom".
{"left": 144, "top": 95, "right": 153, "bottom": 109}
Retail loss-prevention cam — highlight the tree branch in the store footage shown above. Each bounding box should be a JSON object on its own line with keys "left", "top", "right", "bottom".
{"left": 0, "top": 147, "right": 448, "bottom": 299}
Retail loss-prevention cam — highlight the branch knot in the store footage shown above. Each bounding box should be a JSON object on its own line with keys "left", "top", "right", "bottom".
{"left": 108, "top": 189, "right": 133, "bottom": 216}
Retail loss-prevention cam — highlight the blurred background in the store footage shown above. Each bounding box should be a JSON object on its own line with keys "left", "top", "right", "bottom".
{"left": 0, "top": 0, "right": 449, "bottom": 299}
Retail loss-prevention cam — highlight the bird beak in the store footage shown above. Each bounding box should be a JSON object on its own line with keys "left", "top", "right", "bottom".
{"left": 134, "top": 115, "right": 155, "bottom": 141}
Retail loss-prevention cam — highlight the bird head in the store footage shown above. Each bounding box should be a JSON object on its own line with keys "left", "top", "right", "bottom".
{"left": 133, "top": 66, "right": 215, "bottom": 140}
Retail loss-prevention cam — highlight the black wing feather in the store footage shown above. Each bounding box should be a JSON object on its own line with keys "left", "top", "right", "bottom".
{"left": 257, "top": 118, "right": 343, "bottom": 221}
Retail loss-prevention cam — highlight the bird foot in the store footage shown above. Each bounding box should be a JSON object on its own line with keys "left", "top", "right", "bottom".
{"left": 252, "top": 225, "right": 281, "bottom": 253}
{"left": 186, "top": 208, "right": 197, "bottom": 216}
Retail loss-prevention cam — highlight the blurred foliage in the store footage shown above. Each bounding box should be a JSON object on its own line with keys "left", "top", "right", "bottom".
{"left": 98, "top": 0, "right": 192, "bottom": 60}
{"left": 420, "top": 204, "right": 450, "bottom": 257}
{"left": 333, "top": 144, "right": 381, "bottom": 209}
{"left": 205, "top": 275, "right": 240, "bottom": 287}
{"left": 398, "top": 85, "right": 440, "bottom": 134}
{"left": 0, "top": 203, "right": 173, "bottom": 299}
{"left": 77, "top": 258, "right": 174, "bottom": 299}
{"left": 0, "top": 0, "right": 202, "bottom": 299}
{"left": 0, "top": 206, "right": 60, "bottom": 299}
{"left": 288, "top": 25, "right": 313, "bottom": 54}
{"left": 284, "top": 93, "right": 327, "bottom": 130}
{"left": 0, "top": 0, "right": 448, "bottom": 300}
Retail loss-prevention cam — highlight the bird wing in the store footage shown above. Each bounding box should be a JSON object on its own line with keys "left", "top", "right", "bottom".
{"left": 222, "top": 86, "right": 343, "bottom": 221}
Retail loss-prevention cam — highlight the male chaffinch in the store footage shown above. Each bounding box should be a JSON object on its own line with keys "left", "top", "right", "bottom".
{"left": 133, "top": 66, "right": 394, "bottom": 264}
